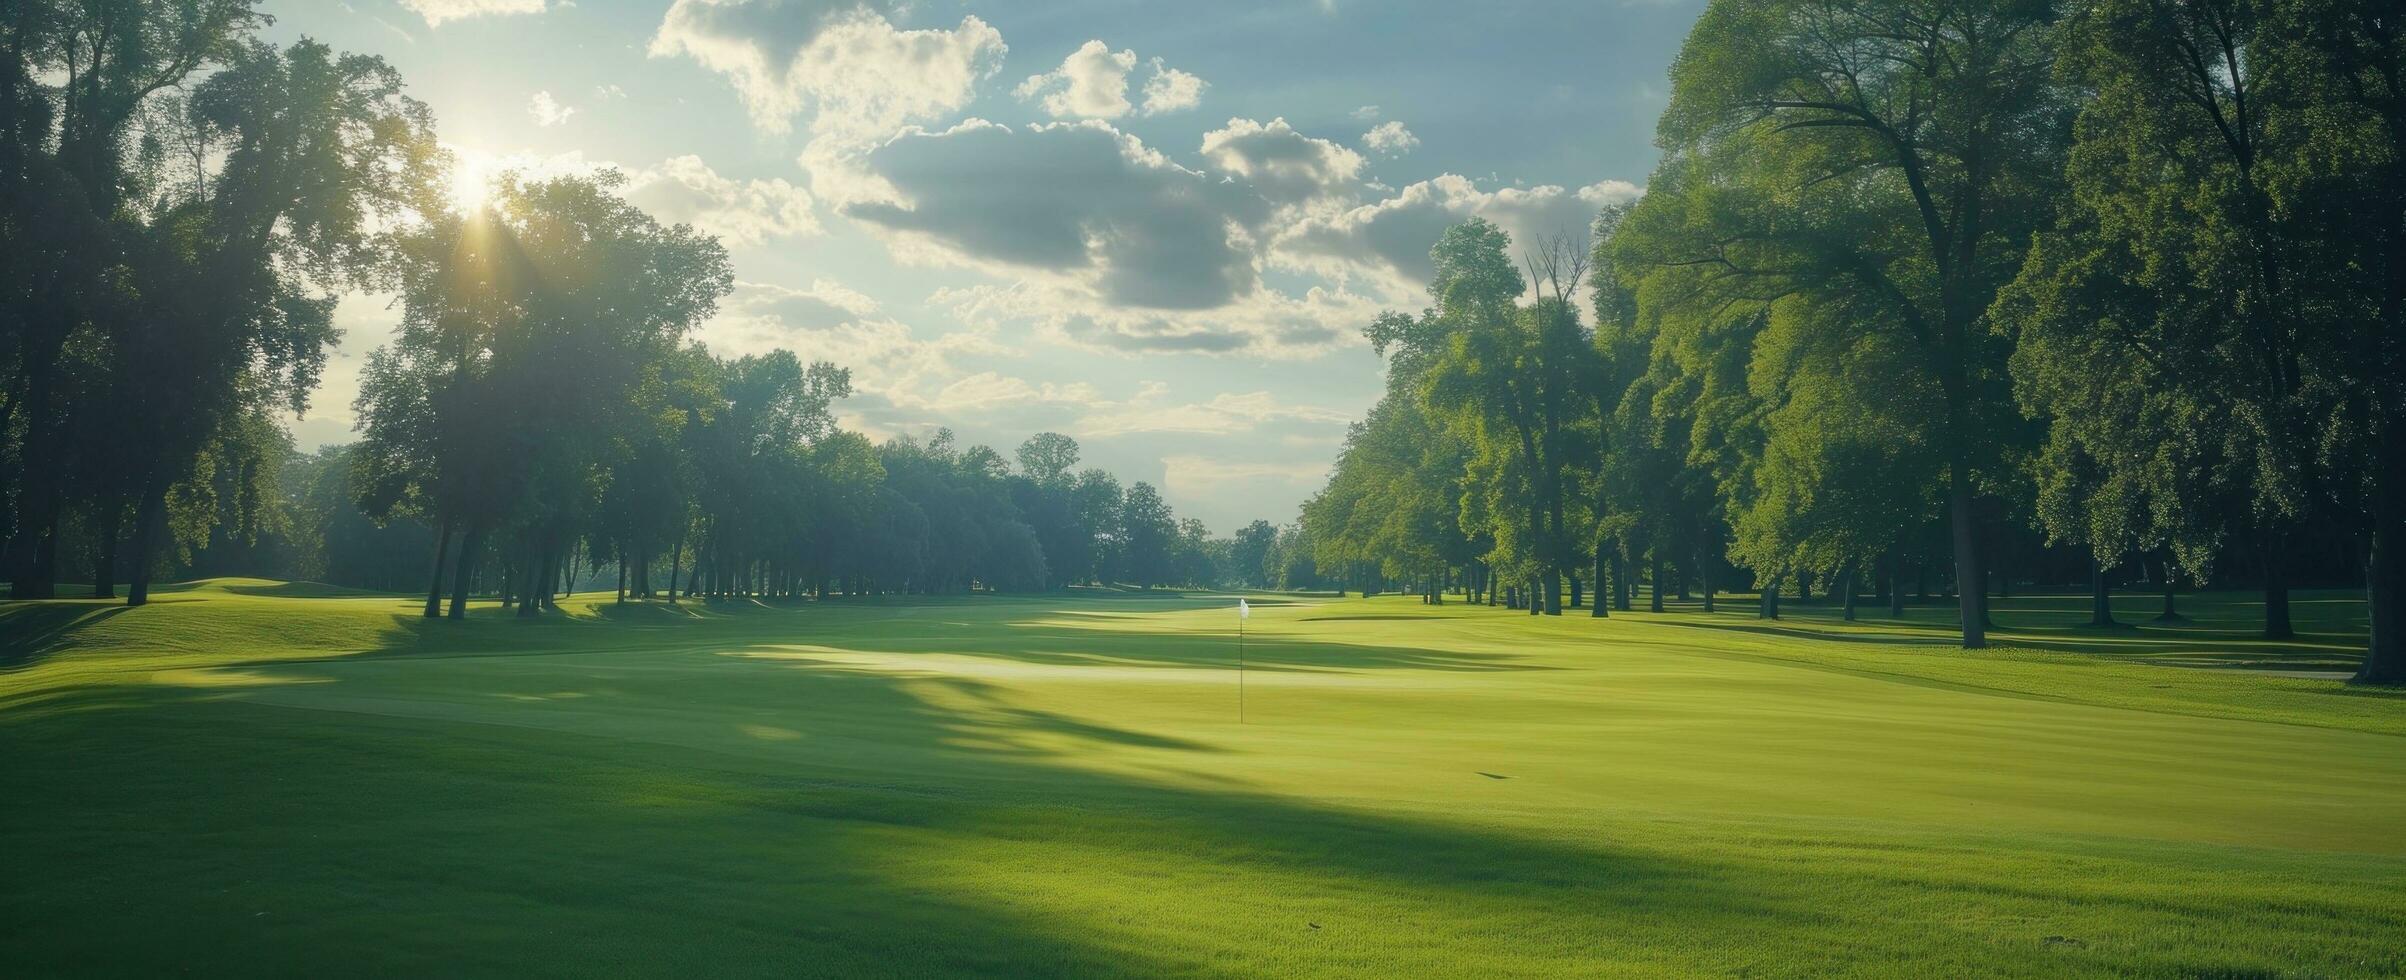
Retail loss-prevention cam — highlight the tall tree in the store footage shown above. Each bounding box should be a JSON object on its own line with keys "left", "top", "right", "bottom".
{"left": 1637, "top": 0, "right": 2070, "bottom": 646}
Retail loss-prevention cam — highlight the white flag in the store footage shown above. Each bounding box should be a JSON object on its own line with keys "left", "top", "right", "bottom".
{"left": 1238, "top": 598, "right": 1251, "bottom": 620}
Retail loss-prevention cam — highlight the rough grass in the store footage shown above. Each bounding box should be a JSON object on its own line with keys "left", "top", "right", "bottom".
{"left": 2, "top": 581, "right": 2401, "bottom": 977}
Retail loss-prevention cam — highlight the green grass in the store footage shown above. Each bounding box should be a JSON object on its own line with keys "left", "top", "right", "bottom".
{"left": 3, "top": 581, "right": 2402, "bottom": 977}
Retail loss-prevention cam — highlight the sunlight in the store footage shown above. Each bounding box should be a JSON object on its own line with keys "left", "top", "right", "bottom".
{"left": 445, "top": 153, "right": 492, "bottom": 214}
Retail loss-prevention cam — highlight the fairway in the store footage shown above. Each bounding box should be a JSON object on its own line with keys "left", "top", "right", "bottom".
{"left": 3, "top": 584, "right": 2402, "bottom": 977}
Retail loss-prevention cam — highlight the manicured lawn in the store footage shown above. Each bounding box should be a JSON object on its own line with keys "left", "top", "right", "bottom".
{"left": 3, "top": 581, "right": 2402, "bottom": 977}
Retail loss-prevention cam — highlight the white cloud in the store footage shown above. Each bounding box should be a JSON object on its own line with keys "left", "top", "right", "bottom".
{"left": 399, "top": 0, "right": 547, "bottom": 28}
{"left": 622, "top": 155, "right": 820, "bottom": 244}
{"left": 444, "top": 147, "right": 821, "bottom": 244}
{"left": 594, "top": 84, "right": 627, "bottom": 100}
{"left": 1350, "top": 105, "right": 1381, "bottom": 122}
{"left": 841, "top": 116, "right": 1388, "bottom": 356}
{"left": 1016, "top": 40, "right": 1136, "bottom": 118}
{"left": 1139, "top": 59, "right": 1206, "bottom": 115}
{"left": 846, "top": 119, "right": 1256, "bottom": 310}
{"left": 527, "top": 90, "right": 576, "bottom": 127}
{"left": 1362, "top": 120, "right": 1419, "bottom": 156}
{"left": 1200, "top": 117, "right": 1364, "bottom": 207}
{"left": 701, "top": 280, "right": 1015, "bottom": 425}
{"left": 1016, "top": 41, "right": 1206, "bottom": 119}
{"left": 935, "top": 279, "right": 1374, "bottom": 358}
{"left": 1160, "top": 454, "right": 1332, "bottom": 500}
{"left": 650, "top": 2, "right": 1005, "bottom": 140}
{"left": 919, "top": 372, "right": 1101, "bottom": 413}
{"left": 1076, "top": 389, "right": 1350, "bottom": 437}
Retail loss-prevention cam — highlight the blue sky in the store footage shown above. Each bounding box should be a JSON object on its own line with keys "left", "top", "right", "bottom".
{"left": 267, "top": 0, "right": 1700, "bottom": 532}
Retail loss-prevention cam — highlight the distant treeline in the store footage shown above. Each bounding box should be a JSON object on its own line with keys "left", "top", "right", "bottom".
{"left": 1294, "top": 0, "right": 2406, "bottom": 685}
{"left": 0, "top": 3, "right": 1313, "bottom": 614}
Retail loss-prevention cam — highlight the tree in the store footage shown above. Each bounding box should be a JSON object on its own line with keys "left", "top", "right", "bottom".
{"left": 1636, "top": 0, "right": 2070, "bottom": 646}
{"left": 1119, "top": 481, "right": 1176, "bottom": 589}
{"left": 1415, "top": 219, "right": 1598, "bottom": 614}
{"left": 108, "top": 38, "right": 441, "bottom": 605}
{"left": 1999, "top": 0, "right": 2320, "bottom": 640}
{"left": 1230, "top": 519, "right": 1278, "bottom": 589}
{"left": 2245, "top": 0, "right": 2406, "bottom": 683}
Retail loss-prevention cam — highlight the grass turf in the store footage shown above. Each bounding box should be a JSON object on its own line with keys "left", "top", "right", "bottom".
{"left": 2, "top": 581, "right": 2402, "bottom": 977}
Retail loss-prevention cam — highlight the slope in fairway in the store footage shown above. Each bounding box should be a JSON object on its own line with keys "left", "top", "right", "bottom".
{"left": 3, "top": 583, "right": 2403, "bottom": 977}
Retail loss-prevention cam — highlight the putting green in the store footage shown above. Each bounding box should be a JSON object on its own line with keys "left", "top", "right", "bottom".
{"left": 3, "top": 581, "right": 2402, "bottom": 976}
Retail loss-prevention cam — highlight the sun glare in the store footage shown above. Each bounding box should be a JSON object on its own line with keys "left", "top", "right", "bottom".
{"left": 446, "top": 153, "right": 492, "bottom": 213}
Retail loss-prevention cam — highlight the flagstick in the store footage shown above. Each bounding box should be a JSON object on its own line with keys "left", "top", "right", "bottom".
{"left": 1238, "top": 613, "right": 1247, "bottom": 725}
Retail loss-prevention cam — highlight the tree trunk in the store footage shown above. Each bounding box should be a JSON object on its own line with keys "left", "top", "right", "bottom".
{"left": 1613, "top": 549, "right": 1631, "bottom": 611}
{"left": 5, "top": 346, "right": 66, "bottom": 600}
{"left": 667, "top": 528, "right": 685, "bottom": 604}
{"left": 1889, "top": 554, "right": 1908, "bottom": 619}
{"left": 1591, "top": 542, "right": 1609, "bottom": 618}
{"left": 125, "top": 482, "right": 166, "bottom": 607}
{"left": 2088, "top": 550, "right": 2118, "bottom": 628}
{"left": 1649, "top": 555, "right": 1666, "bottom": 613}
{"left": 1699, "top": 548, "right": 1715, "bottom": 614}
{"left": 449, "top": 522, "right": 482, "bottom": 619}
{"left": 1758, "top": 574, "right": 1779, "bottom": 620}
{"left": 517, "top": 542, "right": 545, "bottom": 618}
{"left": 91, "top": 499, "right": 121, "bottom": 600}
{"left": 1542, "top": 568, "right": 1561, "bottom": 615}
{"left": 1948, "top": 478, "right": 1986, "bottom": 647}
{"left": 2359, "top": 494, "right": 2406, "bottom": 685}
{"left": 1841, "top": 564, "right": 1859, "bottom": 621}
{"left": 2263, "top": 533, "right": 2295, "bottom": 639}
{"left": 2156, "top": 550, "right": 2181, "bottom": 622}
{"left": 423, "top": 516, "right": 454, "bottom": 618}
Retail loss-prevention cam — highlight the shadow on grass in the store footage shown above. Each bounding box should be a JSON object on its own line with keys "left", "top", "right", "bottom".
{"left": 0, "top": 603, "right": 132, "bottom": 673}
{"left": 1616, "top": 589, "right": 2370, "bottom": 673}
{"left": 3, "top": 589, "right": 2396, "bottom": 975}
{"left": 0, "top": 603, "right": 1793, "bottom": 976}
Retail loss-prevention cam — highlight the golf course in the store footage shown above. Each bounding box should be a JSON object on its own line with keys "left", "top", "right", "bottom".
{"left": 4, "top": 584, "right": 2401, "bottom": 977}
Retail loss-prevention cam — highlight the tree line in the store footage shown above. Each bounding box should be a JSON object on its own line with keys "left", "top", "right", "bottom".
{"left": 0, "top": 1, "right": 1301, "bottom": 615}
{"left": 1296, "top": 0, "right": 2406, "bottom": 685}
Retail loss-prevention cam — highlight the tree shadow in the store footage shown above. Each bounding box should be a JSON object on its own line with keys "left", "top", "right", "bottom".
{"left": 1631, "top": 589, "right": 2369, "bottom": 672}
{"left": 0, "top": 604, "right": 133, "bottom": 673}
{"left": 0, "top": 603, "right": 1796, "bottom": 976}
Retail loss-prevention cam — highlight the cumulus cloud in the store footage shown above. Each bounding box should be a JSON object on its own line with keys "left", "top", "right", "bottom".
{"left": 527, "top": 91, "right": 575, "bottom": 127}
{"left": 1015, "top": 40, "right": 1207, "bottom": 119}
{"left": 935, "top": 279, "right": 1373, "bottom": 358}
{"left": 1277, "top": 174, "right": 1643, "bottom": 293}
{"left": 1139, "top": 59, "right": 1206, "bottom": 114}
{"left": 837, "top": 115, "right": 1401, "bottom": 355}
{"left": 846, "top": 119, "right": 1255, "bottom": 310}
{"left": 1199, "top": 117, "right": 1364, "bottom": 207}
{"left": 446, "top": 147, "right": 821, "bottom": 244}
{"left": 1362, "top": 120, "right": 1419, "bottom": 156}
{"left": 702, "top": 280, "right": 1013, "bottom": 420}
{"left": 399, "top": 0, "right": 547, "bottom": 28}
{"left": 1016, "top": 40, "right": 1135, "bottom": 118}
{"left": 649, "top": 1, "right": 1005, "bottom": 139}
{"left": 622, "top": 155, "right": 820, "bottom": 244}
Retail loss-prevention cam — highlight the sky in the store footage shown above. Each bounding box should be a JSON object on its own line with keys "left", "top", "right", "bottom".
{"left": 264, "top": 0, "right": 1701, "bottom": 533}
